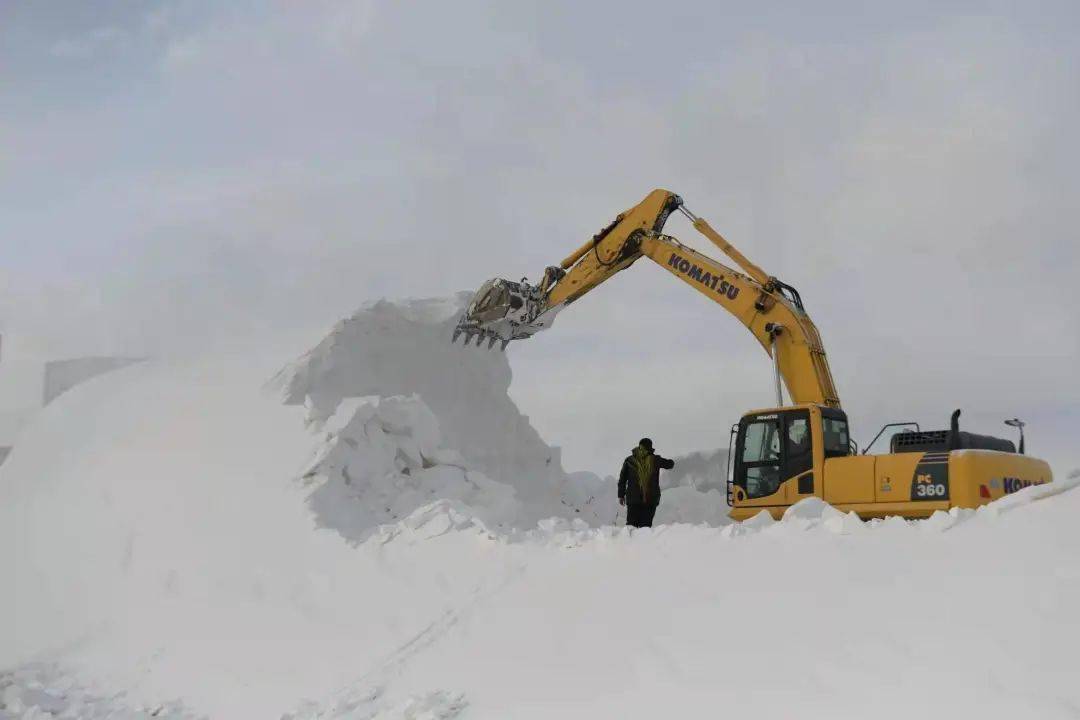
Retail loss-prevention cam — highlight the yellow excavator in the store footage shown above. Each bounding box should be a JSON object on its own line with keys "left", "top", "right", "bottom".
{"left": 454, "top": 189, "right": 1053, "bottom": 520}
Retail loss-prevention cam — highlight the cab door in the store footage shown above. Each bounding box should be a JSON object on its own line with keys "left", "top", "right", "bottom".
{"left": 780, "top": 409, "right": 815, "bottom": 501}
{"left": 732, "top": 414, "right": 785, "bottom": 508}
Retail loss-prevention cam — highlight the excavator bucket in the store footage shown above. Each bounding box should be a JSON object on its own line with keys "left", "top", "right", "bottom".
{"left": 452, "top": 277, "right": 557, "bottom": 350}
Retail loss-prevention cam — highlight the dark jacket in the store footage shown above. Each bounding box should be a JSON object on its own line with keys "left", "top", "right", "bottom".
{"left": 618, "top": 445, "right": 674, "bottom": 507}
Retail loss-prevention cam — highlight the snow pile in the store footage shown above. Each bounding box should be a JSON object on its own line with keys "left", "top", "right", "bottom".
{"left": 301, "top": 394, "right": 519, "bottom": 541}
{"left": 0, "top": 348, "right": 533, "bottom": 718}
{"left": 3, "top": 294, "right": 1080, "bottom": 719}
{"left": 777, "top": 496, "right": 866, "bottom": 534}
{"left": 273, "top": 295, "right": 613, "bottom": 530}
{"left": 308, "top": 482, "right": 1080, "bottom": 720}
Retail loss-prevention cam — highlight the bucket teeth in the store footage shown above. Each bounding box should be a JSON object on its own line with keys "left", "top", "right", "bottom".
{"left": 500, "top": 340, "right": 509, "bottom": 352}
{"left": 488, "top": 336, "right": 497, "bottom": 350}
{"left": 452, "top": 328, "right": 462, "bottom": 343}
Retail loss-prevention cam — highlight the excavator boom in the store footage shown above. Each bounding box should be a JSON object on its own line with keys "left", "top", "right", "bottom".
{"left": 455, "top": 189, "right": 840, "bottom": 408}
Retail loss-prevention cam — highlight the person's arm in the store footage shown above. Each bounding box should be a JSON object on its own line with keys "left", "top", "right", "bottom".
{"left": 656, "top": 455, "right": 675, "bottom": 470}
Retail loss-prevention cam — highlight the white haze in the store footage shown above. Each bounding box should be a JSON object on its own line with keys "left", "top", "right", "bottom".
{"left": 2, "top": 1, "right": 1079, "bottom": 474}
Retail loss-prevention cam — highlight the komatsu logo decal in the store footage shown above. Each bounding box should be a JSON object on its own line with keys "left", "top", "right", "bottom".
{"left": 1000, "top": 477, "right": 1045, "bottom": 494}
{"left": 668, "top": 253, "right": 740, "bottom": 300}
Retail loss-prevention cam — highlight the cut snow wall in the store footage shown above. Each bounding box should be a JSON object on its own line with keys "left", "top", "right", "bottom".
{"left": 272, "top": 295, "right": 612, "bottom": 529}
{"left": 299, "top": 394, "right": 522, "bottom": 540}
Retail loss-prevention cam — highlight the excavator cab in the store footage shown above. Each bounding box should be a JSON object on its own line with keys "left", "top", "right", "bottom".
{"left": 728, "top": 405, "right": 851, "bottom": 514}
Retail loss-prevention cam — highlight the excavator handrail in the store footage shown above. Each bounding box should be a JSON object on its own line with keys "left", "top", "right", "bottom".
{"left": 861, "top": 422, "right": 921, "bottom": 455}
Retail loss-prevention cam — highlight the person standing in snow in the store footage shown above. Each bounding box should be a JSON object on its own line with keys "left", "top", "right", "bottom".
{"left": 618, "top": 438, "right": 674, "bottom": 528}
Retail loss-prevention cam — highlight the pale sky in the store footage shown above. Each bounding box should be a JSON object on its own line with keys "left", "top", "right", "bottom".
{"left": 2, "top": 1, "right": 1078, "bottom": 474}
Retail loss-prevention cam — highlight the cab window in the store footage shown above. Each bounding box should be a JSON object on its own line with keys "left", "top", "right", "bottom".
{"left": 787, "top": 416, "right": 811, "bottom": 466}
{"left": 740, "top": 418, "right": 782, "bottom": 499}
{"left": 742, "top": 419, "right": 781, "bottom": 463}
{"left": 823, "top": 417, "right": 850, "bottom": 457}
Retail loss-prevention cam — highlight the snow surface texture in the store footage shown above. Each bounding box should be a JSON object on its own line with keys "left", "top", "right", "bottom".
{"left": 2, "top": 295, "right": 1079, "bottom": 719}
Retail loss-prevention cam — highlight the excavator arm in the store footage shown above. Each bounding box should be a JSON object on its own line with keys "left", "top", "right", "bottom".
{"left": 455, "top": 189, "right": 841, "bottom": 409}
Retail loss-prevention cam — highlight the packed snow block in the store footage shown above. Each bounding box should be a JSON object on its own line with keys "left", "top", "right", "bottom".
{"left": 781, "top": 498, "right": 866, "bottom": 534}
{"left": 399, "top": 499, "right": 489, "bottom": 539}
{"left": 272, "top": 294, "right": 611, "bottom": 526}
{"left": 919, "top": 508, "right": 974, "bottom": 533}
{"left": 782, "top": 497, "right": 837, "bottom": 522}
{"left": 301, "top": 394, "right": 520, "bottom": 541}
{"left": 742, "top": 508, "right": 775, "bottom": 529}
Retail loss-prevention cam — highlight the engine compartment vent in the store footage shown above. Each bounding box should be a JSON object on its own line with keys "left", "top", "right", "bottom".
{"left": 889, "top": 409, "right": 1016, "bottom": 454}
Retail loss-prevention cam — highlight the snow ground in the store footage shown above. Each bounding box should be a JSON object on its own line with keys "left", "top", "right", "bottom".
{"left": 2, "top": 296, "right": 1079, "bottom": 719}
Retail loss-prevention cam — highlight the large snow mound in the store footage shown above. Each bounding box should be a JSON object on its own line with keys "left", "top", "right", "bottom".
{"left": 272, "top": 295, "right": 613, "bottom": 532}
{"left": 2, "top": 294, "right": 1079, "bottom": 719}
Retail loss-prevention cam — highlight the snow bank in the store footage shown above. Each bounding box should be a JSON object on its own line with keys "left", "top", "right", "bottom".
{"left": 302, "top": 481, "right": 1080, "bottom": 720}
{"left": 0, "top": 295, "right": 624, "bottom": 717}
{"left": 3, "top": 294, "right": 1080, "bottom": 719}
